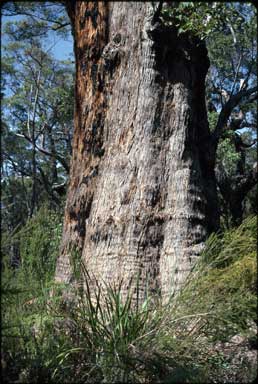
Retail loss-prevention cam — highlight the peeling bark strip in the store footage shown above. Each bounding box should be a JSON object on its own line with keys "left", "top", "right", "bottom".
{"left": 56, "top": 2, "right": 219, "bottom": 300}
{"left": 55, "top": 1, "right": 109, "bottom": 282}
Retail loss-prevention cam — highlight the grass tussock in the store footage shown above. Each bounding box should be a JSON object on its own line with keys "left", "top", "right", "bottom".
{"left": 1, "top": 215, "right": 257, "bottom": 383}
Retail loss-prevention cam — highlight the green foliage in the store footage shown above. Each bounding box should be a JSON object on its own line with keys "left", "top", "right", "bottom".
{"left": 2, "top": 205, "right": 62, "bottom": 295}
{"left": 208, "top": 111, "right": 241, "bottom": 178}
{"left": 207, "top": 111, "right": 218, "bottom": 132}
{"left": 17, "top": 206, "right": 63, "bottom": 283}
{"left": 160, "top": 2, "right": 250, "bottom": 40}
{"left": 1, "top": 205, "right": 65, "bottom": 383}
{"left": 216, "top": 137, "right": 241, "bottom": 177}
{"left": 2, "top": 2, "right": 70, "bottom": 39}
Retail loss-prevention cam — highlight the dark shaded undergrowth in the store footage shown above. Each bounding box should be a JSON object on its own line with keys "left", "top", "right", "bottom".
{"left": 1, "top": 212, "right": 257, "bottom": 383}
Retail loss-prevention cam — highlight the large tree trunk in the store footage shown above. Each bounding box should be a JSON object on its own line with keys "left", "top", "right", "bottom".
{"left": 55, "top": 2, "right": 219, "bottom": 300}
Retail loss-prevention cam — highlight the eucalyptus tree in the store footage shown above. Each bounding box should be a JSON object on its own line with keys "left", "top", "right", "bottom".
{"left": 54, "top": 2, "right": 257, "bottom": 300}
{"left": 2, "top": 2, "right": 257, "bottom": 299}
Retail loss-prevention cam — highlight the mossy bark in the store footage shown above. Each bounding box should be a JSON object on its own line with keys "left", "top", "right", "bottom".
{"left": 55, "top": 2, "right": 219, "bottom": 300}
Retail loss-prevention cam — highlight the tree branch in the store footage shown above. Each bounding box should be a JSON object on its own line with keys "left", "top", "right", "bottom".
{"left": 15, "top": 132, "right": 70, "bottom": 173}
{"left": 51, "top": 22, "right": 70, "bottom": 31}
{"left": 2, "top": 6, "right": 69, "bottom": 28}
{"left": 229, "top": 53, "right": 242, "bottom": 97}
{"left": 35, "top": 145, "right": 69, "bottom": 173}
{"left": 212, "top": 86, "right": 258, "bottom": 144}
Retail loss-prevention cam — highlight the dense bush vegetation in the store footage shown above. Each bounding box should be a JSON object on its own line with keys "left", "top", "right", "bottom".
{"left": 2, "top": 214, "right": 257, "bottom": 383}
{"left": 1, "top": 206, "right": 64, "bottom": 382}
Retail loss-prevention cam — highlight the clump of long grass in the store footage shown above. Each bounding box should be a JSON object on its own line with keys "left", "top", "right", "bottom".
{"left": 51, "top": 264, "right": 165, "bottom": 383}
{"left": 171, "top": 216, "right": 257, "bottom": 341}
{"left": 152, "top": 215, "right": 257, "bottom": 382}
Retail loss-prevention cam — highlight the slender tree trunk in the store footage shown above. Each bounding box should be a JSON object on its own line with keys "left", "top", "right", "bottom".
{"left": 56, "top": 2, "right": 219, "bottom": 300}
{"left": 30, "top": 140, "right": 37, "bottom": 217}
{"left": 47, "top": 125, "right": 58, "bottom": 184}
{"left": 29, "top": 70, "right": 41, "bottom": 217}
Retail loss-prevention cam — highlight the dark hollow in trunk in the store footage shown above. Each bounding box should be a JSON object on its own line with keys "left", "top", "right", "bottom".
{"left": 55, "top": 2, "right": 219, "bottom": 301}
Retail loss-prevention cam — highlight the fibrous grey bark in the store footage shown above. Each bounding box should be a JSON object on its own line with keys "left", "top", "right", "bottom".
{"left": 55, "top": 2, "right": 219, "bottom": 301}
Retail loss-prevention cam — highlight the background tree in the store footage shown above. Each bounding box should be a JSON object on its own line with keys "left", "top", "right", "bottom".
{"left": 1, "top": 1, "right": 70, "bottom": 36}
{"left": 1, "top": 8, "right": 74, "bottom": 226}
{"left": 205, "top": 2, "right": 257, "bottom": 227}
{"left": 1, "top": 1, "right": 74, "bottom": 267}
